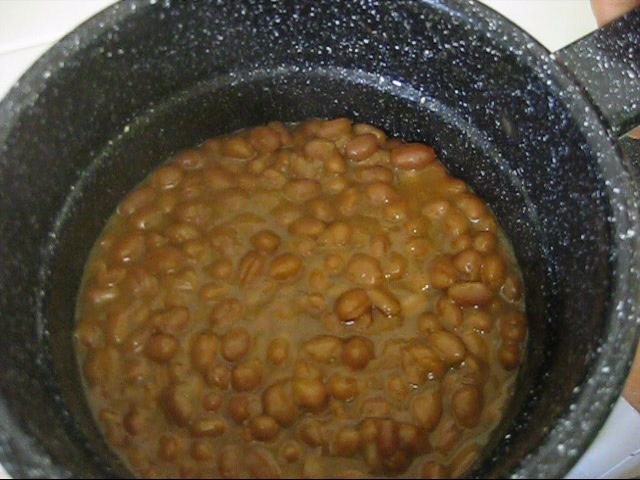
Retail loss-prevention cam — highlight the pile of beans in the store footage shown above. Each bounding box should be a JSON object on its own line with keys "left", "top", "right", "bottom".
{"left": 74, "top": 118, "right": 527, "bottom": 479}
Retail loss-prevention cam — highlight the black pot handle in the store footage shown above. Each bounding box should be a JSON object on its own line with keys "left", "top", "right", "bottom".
{"left": 555, "top": 6, "right": 640, "bottom": 139}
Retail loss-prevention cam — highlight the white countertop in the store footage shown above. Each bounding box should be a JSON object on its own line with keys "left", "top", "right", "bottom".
{"left": 0, "top": 1, "right": 638, "bottom": 478}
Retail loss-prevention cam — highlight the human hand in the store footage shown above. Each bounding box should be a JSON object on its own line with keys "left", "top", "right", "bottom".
{"left": 591, "top": 0, "right": 640, "bottom": 26}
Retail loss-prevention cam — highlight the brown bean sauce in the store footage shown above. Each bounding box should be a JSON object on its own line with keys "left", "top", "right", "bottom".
{"left": 74, "top": 118, "right": 527, "bottom": 479}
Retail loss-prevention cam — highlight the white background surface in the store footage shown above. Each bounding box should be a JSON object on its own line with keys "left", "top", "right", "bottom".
{"left": 0, "top": 1, "right": 638, "bottom": 478}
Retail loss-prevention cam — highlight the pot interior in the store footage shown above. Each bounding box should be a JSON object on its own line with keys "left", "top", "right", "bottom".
{"left": 0, "top": 1, "right": 627, "bottom": 478}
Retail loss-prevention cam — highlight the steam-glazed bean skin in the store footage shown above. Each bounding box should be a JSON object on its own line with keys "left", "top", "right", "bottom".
{"left": 75, "top": 119, "right": 526, "bottom": 479}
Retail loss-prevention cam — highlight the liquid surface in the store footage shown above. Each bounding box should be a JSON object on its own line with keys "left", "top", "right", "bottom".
{"left": 74, "top": 118, "right": 527, "bottom": 479}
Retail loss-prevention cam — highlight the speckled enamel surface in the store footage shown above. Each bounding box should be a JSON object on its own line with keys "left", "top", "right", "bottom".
{"left": 0, "top": 1, "right": 639, "bottom": 478}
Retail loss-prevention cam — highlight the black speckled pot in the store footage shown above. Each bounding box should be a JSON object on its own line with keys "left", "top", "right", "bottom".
{"left": 0, "top": 1, "right": 639, "bottom": 478}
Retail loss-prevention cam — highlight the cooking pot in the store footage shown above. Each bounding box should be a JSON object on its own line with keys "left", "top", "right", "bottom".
{"left": 1, "top": 0, "right": 639, "bottom": 478}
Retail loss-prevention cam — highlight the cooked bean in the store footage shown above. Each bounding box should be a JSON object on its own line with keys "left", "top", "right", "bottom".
{"left": 299, "top": 420, "right": 325, "bottom": 447}
{"left": 384, "top": 252, "right": 408, "bottom": 280}
{"left": 406, "top": 237, "right": 431, "bottom": 258}
{"left": 263, "top": 382, "right": 299, "bottom": 426}
{"left": 454, "top": 248, "right": 484, "bottom": 280}
{"left": 346, "top": 253, "right": 384, "bottom": 286}
{"left": 359, "top": 418, "right": 379, "bottom": 443}
{"left": 231, "top": 360, "right": 263, "bottom": 391}
{"left": 428, "top": 256, "right": 459, "bottom": 290}
{"left": 163, "top": 383, "right": 194, "bottom": 426}
{"left": 336, "top": 187, "right": 361, "bottom": 217}
{"left": 202, "top": 391, "right": 223, "bottom": 411}
{"left": 342, "top": 336, "right": 374, "bottom": 370}
{"left": 345, "top": 134, "right": 379, "bottom": 161}
{"left": 318, "top": 221, "right": 351, "bottom": 246}
{"left": 280, "top": 440, "right": 303, "bottom": 464}
{"left": 448, "top": 282, "right": 493, "bottom": 306}
{"left": 249, "top": 126, "right": 282, "bottom": 153}
{"left": 190, "top": 332, "right": 218, "bottom": 373}
{"left": 452, "top": 385, "right": 483, "bottom": 428}
{"left": 268, "top": 253, "right": 304, "bottom": 280}
{"left": 284, "top": 179, "right": 322, "bottom": 203}
{"left": 174, "top": 200, "right": 212, "bottom": 226}
{"left": 421, "top": 461, "right": 449, "bottom": 479}
{"left": 206, "top": 364, "right": 231, "bottom": 389}
{"left": 151, "top": 165, "right": 184, "bottom": 190}
{"left": 227, "top": 394, "right": 252, "bottom": 424}
{"left": 158, "top": 435, "right": 181, "bottom": 462}
{"left": 397, "top": 423, "right": 421, "bottom": 452}
{"left": 306, "top": 199, "right": 334, "bottom": 223}
{"left": 465, "top": 309, "right": 493, "bottom": 332}
{"left": 383, "top": 199, "right": 408, "bottom": 223}
{"left": 456, "top": 193, "right": 486, "bottom": 220}
{"left": 390, "top": 143, "right": 435, "bottom": 170}
{"left": 303, "top": 335, "right": 342, "bottom": 363}
{"left": 221, "top": 327, "right": 251, "bottom": 362}
{"left": 317, "top": 117, "right": 352, "bottom": 139}
{"left": 451, "top": 233, "right": 473, "bottom": 253}
{"left": 462, "top": 331, "right": 490, "bottom": 363}
{"left": 421, "top": 198, "right": 450, "bottom": 221}
{"left": 365, "top": 182, "right": 398, "bottom": 207}
{"left": 122, "top": 406, "right": 145, "bottom": 436}
{"left": 442, "top": 177, "right": 468, "bottom": 194}
{"left": 246, "top": 447, "right": 282, "bottom": 479}
{"left": 417, "top": 312, "right": 442, "bottom": 334}
{"left": 474, "top": 231, "right": 497, "bottom": 253}
{"left": 324, "top": 175, "right": 348, "bottom": 194}
{"left": 334, "top": 427, "right": 361, "bottom": 457}
{"left": 325, "top": 253, "right": 344, "bottom": 273}
{"left": 294, "top": 359, "right": 324, "bottom": 380}
{"left": 436, "top": 296, "right": 463, "bottom": 330}
{"left": 191, "top": 416, "right": 226, "bottom": 437}
{"left": 111, "top": 233, "right": 146, "bottom": 263}
{"left": 402, "top": 344, "right": 446, "bottom": 384}
{"left": 498, "top": 341, "right": 523, "bottom": 370}
{"left": 218, "top": 445, "right": 243, "bottom": 479}
{"left": 250, "top": 415, "right": 280, "bottom": 441}
{"left": 376, "top": 419, "right": 399, "bottom": 458}
{"left": 174, "top": 148, "right": 205, "bottom": 170}
{"left": 444, "top": 210, "right": 470, "bottom": 238}
{"left": 222, "top": 136, "right": 255, "bottom": 159}
{"left": 502, "top": 273, "right": 523, "bottom": 302}
{"left": 354, "top": 165, "right": 393, "bottom": 184}
{"left": 482, "top": 254, "right": 507, "bottom": 290}
{"left": 237, "top": 250, "right": 265, "bottom": 286}
{"left": 267, "top": 337, "right": 290, "bottom": 365}
{"left": 292, "top": 378, "right": 328, "bottom": 411}
{"left": 368, "top": 286, "right": 401, "bottom": 316}
{"left": 353, "top": 123, "right": 387, "bottom": 143}
{"left": 328, "top": 373, "right": 359, "bottom": 401}
{"left": 251, "top": 229, "right": 281, "bottom": 253}
{"left": 450, "top": 445, "right": 481, "bottom": 478}
{"left": 144, "top": 333, "right": 179, "bottom": 363}
{"left": 324, "top": 152, "right": 347, "bottom": 174}
{"left": 208, "top": 258, "right": 234, "bottom": 280}
{"left": 118, "top": 187, "right": 156, "bottom": 216}
{"left": 429, "top": 330, "right": 467, "bottom": 367}
{"left": 288, "top": 217, "right": 326, "bottom": 237}
{"left": 335, "top": 288, "right": 372, "bottom": 322}
{"left": 499, "top": 312, "right": 527, "bottom": 343}
{"left": 411, "top": 390, "right": 442, "bottom": 431}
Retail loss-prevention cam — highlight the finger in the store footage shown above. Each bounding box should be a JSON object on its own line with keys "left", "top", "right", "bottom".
{"left": 591, "top": 0, "right": 640, "bottom": 26}
{"left": 623, "top": 341, "right": 640, "bottom": 412}
{"left": 627, "top": 126, "right": 640, "bottom": 139}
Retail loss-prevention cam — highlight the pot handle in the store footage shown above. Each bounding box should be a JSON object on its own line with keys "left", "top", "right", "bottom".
{"left": 554, "top": 6, "right": 640, "bottom": 139}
